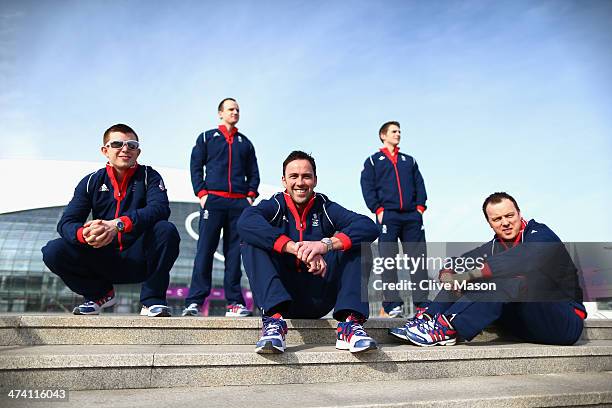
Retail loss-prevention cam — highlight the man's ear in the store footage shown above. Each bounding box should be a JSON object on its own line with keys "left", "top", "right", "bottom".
{"left": 313, "top": 175, "right": 317, "bottom": 189}
{"left": 101, "top": 146, "right": 109, "bottom": 158}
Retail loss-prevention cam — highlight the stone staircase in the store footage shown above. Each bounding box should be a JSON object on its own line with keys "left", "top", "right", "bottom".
{"left": 1, "top": 314, "right": 611, "bottom": 407}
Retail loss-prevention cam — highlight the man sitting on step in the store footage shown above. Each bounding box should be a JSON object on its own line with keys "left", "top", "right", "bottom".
{"left": 237, "top": 151, "right": 380, "bottom": 354}
{"left": 389, "top": 192, "right": 586, "bottom": 346}
{"left": 42, "top": 124, "right": 180, "bottom": 317}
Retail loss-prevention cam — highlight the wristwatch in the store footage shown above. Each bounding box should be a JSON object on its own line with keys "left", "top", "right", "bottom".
{"left": 321, "top": 237, "right": 333, "bottom": 253}
{"left": 115, "top": 220, "right": 125, "bottom": 233}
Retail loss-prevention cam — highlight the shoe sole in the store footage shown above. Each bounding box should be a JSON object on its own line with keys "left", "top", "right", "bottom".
{"left": 73, "top": 309, "right": 100, "bottom": 315}
{"left": 405, "top": 336, "right": 456, "bottom": 347}
{"left": 336, "top": 340, "right": 378, "bottom": 353}
{"left": 225, "top": 312, "right": 252, "bottom": 317}
{"left": 146, "top": 310, "right": 171, "bottom": 317}
{"left": 255, "top": 340, "right": 285, "bottom": 354}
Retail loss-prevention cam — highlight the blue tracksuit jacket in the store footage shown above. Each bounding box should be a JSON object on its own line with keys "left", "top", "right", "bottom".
{"left": 237, "top": 192, "right": 379, "bottom": 255}
{"left": 190, "top": 125, "right": 260, "bottom": 198}
{"left": 453, "top": 219, "right": 584, "bottom": 303}
{"left": 57, "top": 163, "right": 171, "bottom": 251}
{"left": 360, "top": 147, "right": 427, "bottom": 214}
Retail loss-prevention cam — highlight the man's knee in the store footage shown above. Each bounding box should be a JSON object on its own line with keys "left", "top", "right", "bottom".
{"left": 41, "top": 238, "right": 72, "bottom": 272}
{"left": 151, "top": 221, "right": 180, "bottom": 247}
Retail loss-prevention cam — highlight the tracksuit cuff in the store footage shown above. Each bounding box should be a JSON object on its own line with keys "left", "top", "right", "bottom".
{"left": 247, "top": 191, "right": 257, "bottom": 198}
{"left": 481, "top": 263, "right": 493, "bottom": 279}
{"left": 375, "top": 207, "right": 384, "bottom": 216}
{"left": 416, "top": 205, "right": 426, "bottom": 214}
{"left": 76, "top": 227, "right": 86, "bottom": 244}
{"left": 119, "top": 216, "right": 133, "bottom": 233}
{"left": 273, "top": 235, "right": 292, "bottom": 253}
{"left": 335, "top": 233, "right": 352, "bottom": 251}
{"left": 197, "top": 190, "right": 209, "bottom": 198}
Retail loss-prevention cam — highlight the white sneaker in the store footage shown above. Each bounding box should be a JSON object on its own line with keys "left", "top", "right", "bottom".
{"left": 387, "top": 305, "right": 404, "bottom": 318}
{"left": 73, "top": 290, "right": 116, "bottom": 315}
{"left": 225, "top": 303, "right": 252, "bottom": 317}
{"left": 140, "top": 305, "right": 171, "bottom": 317}
{"left": 336, "top": 315, "right": 377, "bottom": 353}
{"left": 255, "top": 314, "right": 287, "bottom": 354}
{"left": 182, "top": 303, "right": 200, "bottom": 317}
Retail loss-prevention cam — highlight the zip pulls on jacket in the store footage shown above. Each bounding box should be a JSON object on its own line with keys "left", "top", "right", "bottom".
{"left": 283, "top": 192, "right": 317, "bottom": 271}
{"left": 105, "top": 163, "right": 138, "bottom": 251}
{"left": 219, "top": 125, "right": 237, "bottom": 194}
{"left": 379, "top": 147, "right": 404, "bottom": 210}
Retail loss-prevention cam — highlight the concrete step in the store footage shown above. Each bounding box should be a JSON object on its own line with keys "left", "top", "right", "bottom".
{"left": 4, "top": 372, "right": 612, "bottom": 408}
{"left": 1, "top": 340, "right": 611, "bottom": 391}
{"left": 2, "top": 314, "right": 611, "bottom": 346}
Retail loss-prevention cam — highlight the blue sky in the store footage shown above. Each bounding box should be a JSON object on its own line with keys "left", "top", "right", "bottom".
{"left": 1, "top": 0, "right": 610, "bottom": 241}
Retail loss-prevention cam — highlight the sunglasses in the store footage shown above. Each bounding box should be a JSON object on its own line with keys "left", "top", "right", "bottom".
{"left": 105, "top": 140, "right": 140, "bottom": 150}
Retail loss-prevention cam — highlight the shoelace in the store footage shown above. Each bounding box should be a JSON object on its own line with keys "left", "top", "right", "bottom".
{"left": 262, "top": 318, "right": 285, "bottom": 336}
{"left": 342, "top": 321, "right": 367, "bottom": 337}
{"left": 229, "top": 304, "right": 245, "bottom": 312}
{"left": 414, "top": 317, "right": 436, "bottom": 334}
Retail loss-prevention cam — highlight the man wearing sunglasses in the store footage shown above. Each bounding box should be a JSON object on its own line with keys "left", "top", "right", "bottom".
{"left": 183, "top": 98, "right": 260, "bottom": 317}
{"left": 42, "top": 124, "right": 180, "bottom": 317}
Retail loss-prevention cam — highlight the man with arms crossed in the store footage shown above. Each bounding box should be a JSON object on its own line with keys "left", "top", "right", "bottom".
{"left": 42, "top": 124, "right": 180, "bottom": 316}
{"left": 238, "top": 151, "right": 380, "bottom": 354}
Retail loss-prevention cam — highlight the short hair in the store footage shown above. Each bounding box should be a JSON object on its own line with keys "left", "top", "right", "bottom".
{"left": 379, "top": 121, "right": 400, "bottom": 142}
{"left": 103, "top": 124, "right": 139, "bottom": 145}
{"left": 482, "top": 192, "right": 520, "bottom": 220}
{"left": 218, "top": 97, "right": 237, "bottom": 112}
{"left": 282, "top": 150, "right": 317, "bottom": 177}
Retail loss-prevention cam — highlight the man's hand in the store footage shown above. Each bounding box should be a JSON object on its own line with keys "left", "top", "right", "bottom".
{"left": 246, "top": 197, "right": 254, "bottom": 205}
{"left": 295, "top": 241, "right": 328, "bottom": 264}
{"left": 377, "top": 211, "right": 384, "bottom": 224}
{"left": 199, "top": 195, "right": 208, "bottom": 209}
{"left": 82, "top": 219, "right": 118, "bottom": 249}
{"left": 307, "top": 254, "right": 327, "bottom": 277}
{"left": 439, "top": 268, "right": 483, "bottom": 296}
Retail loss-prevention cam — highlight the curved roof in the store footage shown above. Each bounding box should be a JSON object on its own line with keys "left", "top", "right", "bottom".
{"left": 0, "top": 159, "right": 279, "bottom": 214}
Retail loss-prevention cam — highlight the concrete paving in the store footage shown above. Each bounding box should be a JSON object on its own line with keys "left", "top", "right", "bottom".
{"left": 1, "top": 314, "right": 610, "bottom": 346}
{"left": 1, "top": 340, "right": 611, "bottom": 390}
{"left": 3, "top": 371, "right": 612, "bottom": 408}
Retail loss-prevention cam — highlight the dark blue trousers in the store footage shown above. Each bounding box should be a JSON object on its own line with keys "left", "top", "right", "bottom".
{"left": 378, "top": 210, "right": 427, "bottom": 311}
{"left": 241, "top": 243, "right": 369, "bottom": 320}
{"left": 186, "top": 195, "right": 249, "bottom": 306}
{"left": 426, "top": 296, "right": 585, "bottom": 345}
{"left": 41, "top": 220, "right": 180, "bottom": 307}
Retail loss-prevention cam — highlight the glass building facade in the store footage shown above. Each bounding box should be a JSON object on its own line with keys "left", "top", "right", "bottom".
{"left": 0, "top": 203, "right": 252, "bottom": 316}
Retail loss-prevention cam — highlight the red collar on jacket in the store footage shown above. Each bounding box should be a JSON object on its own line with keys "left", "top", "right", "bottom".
{"left": 106, "top": 163, "right": 139, "bottom": 200}
{"left": 379, "top": 146, "right": 399, "bottom": 164}
{"left": 497, "top": 218, "right": 528, "bottom": 249}
{"left": 219, "top": 125, "right": 238, "bottom": 144}
{"left": 283, "top": 191, "right": 316, "bottom": 230}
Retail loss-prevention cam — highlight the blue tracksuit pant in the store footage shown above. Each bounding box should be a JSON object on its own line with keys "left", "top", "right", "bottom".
{"left": 186, "top": 195, "right": 249, "bottom": 306}
{"left": 378, "top": 209, "right": 428, "bottom": 311}
{"left": 241, "top": 243, "right": 369, "bottom": 320}
{"left": 42, "top": 220, "right": 180, "bottom": 307}
{"left": 426, "top": 296, "right": 585, "bottom": 345}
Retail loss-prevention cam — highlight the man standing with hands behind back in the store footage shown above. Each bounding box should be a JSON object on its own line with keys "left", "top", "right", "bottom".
{"left": 360, "top": 121, "right": 428, "bottom": 317}
{"left": 184, "top": 98, "right": 260, "bottom": 317}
